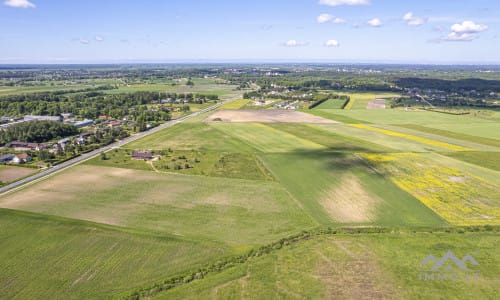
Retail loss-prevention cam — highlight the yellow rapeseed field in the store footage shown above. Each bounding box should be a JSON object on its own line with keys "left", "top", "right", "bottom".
{"left": 360, "top": 153, "right": 500, "bottom": 226}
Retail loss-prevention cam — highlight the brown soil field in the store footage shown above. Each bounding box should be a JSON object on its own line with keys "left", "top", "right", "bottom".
{"left": 205, "top": 109, "right": 338, "bottom": 123}
{"left": 0, "top": 166, "right": 38, "bottom": 183}
{"left": 320, "top": 174, "right": 381, "bottom": 223}
{"left": 367, "top": 99, "right": 386, "bottom": 110}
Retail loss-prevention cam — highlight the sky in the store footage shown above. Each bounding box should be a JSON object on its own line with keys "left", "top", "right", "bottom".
{"left": 0, "top": 0, "right": 499, "bottom": 64}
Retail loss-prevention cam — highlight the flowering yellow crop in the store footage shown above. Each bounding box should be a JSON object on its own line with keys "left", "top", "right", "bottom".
{"left": 360, "top": 152, "right": 500, "bottom": 226}
{"left": 351, "top": 124, "right": 472, "bottom": 152}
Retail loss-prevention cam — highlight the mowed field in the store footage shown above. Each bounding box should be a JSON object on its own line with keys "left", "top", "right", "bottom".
{"left": 0, "top": 103, "right": 498, "bottom": 299}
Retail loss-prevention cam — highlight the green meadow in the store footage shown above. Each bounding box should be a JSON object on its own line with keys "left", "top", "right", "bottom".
{"left": 0, "top": 96, "right": 498, "bottom": 299}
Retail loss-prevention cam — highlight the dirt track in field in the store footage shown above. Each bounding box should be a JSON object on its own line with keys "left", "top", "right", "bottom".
{"left": 205, "top": 109, "right": 338, "bottom": 123}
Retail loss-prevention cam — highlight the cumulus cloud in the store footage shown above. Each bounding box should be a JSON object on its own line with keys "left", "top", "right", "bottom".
{"left": 319, "top": 0, "right": 369, "bottom": 6}
{"left": 403, "top": 12, "right": 428, "bottom": 26}
{"left": 324, "top": 39, "right": 340, "bottom": 47}
{"left": 451, "top": 20, "right": 488, "bottom": 34}
{"left": 4, "top": 0, "right": 35, "bottom": 8}
{"left": 439, "top": 20, "right": 488, "bottom": 42}
{"left": 317, "top": 13, "right": 345, "bottom": 24}
{"left": 79, "top": 38, "right": 90, "bottom": 45}
{"left": 367, "top": 18, "right": 382, "bottom": 27}
{"left": 283, "top": 39, "right": 306, "bottom": 47}
{"left": 443, "top": 32, "right": 477, "bottom": 42}
{"left": 95, "top": 36, "right": 104, "bottom": 42}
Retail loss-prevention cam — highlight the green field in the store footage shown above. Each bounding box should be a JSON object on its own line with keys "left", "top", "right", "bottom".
{"left": 341, "top": 92, "right": 399, "bottom": 110}
{"left": 0, "top": 96, "right": 498, "bottom": 299}
{"left": 155, "top": 231, "right": 499, "bottom": 300}
{"left": 313, "top": 98, "right": 347, "bottom": 109}
{"left": 0, "top": 209, "right": 232, "bottom": 300}
{"left": 1, "top": 165, "right": 314, "bottom": 245}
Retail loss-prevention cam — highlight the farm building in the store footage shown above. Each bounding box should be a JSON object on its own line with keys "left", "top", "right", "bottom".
{"left": 74, "top": 119, "right": 94, "bottom": 128}
{"left": 0, "top": 154, "right": 15, "bottom": 163}
{"left": 12, "top": 153, "right": 32, "bottom": 164}
{"left": 24, "top": 115, "right": 63, "bottom": 122}
{"left": 131, "top": 151, "right": 153, "bottom": 160}
{"left": 7, "top": 141, "right": 48, "bottom": 151}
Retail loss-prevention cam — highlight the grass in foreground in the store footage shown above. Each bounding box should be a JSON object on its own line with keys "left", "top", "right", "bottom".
{"left": 0, "top": 208, "right": 231, "bottom": 300}
{"left": 154, "top": 231, "right": 498, "bottom": 300}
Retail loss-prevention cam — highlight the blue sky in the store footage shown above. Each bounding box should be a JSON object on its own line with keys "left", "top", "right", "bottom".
{"left": 0, "top": 0, "right": 499, "bottom": 64}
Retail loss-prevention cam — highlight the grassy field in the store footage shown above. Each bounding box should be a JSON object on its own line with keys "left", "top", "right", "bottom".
{"left": 85, "top": 148, "right": 274, "bottom": 181}
{"left": 261, "top": 152, "right": 446, "bottom": 227}
{"left": 126, "top": 122, "right": 254, "bottom": 152}
{"left": 0, "top": 165, "right": 315, "bottom": 245}
{"left": 341, "top": 92, "right": 399, "bottom": 110}
{"left": 394, "top": 124, "right": 500, "bottom": 148}
{"left": 155, "top": 231, "right": 499, "bottom": 300}
{"left": 210, "top": 122, "right": 326, "bottom": 153}
{"left": 0, "top": 94, "right": 498, "bottom": 299}
{"left": 314, "top": 98, "right": 346, "bottom": 109}
{"left": 219, "top": 99, "right": 250, "bottom": 110}
{"left": 0, "top": 208, "right": 232, "bottom": 300}
{"left": 265, "top": 123, "right": 393, "bottom": 152}
{"left": 441, "top": 151, "right": 500, "bottom": 171}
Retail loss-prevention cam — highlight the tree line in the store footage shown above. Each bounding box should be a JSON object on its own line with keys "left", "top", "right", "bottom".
{"left": 0, "top": 121, "right": 78, "bottom": 144}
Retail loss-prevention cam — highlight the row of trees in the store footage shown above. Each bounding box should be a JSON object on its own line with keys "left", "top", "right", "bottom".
{"left": 0, "top": 121, "right": 78, "bottom": 144}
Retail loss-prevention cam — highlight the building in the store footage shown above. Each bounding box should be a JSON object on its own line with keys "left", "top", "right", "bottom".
{"left": 74, "top": 119, "right": 94, "bottom": 128}
{"left": 131, "top": 151, "right": 153, "bottom": 160}
{"left": 7, "top": 141, "right": 48, "bottom": 151}
{"left": 24, "top": 115, "right": 63, "bottom": 122}
{"left": 12, "top": 153, "right": 32, "bottom": 164}
{"left": 0, "top": 154, "right": 15, "bottom": 163}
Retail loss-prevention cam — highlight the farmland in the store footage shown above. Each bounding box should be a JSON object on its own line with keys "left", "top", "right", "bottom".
{"left": 0, "top": 165, "right": 38, "bottom": 185}
{"left": 0, "top": 66, "right": 499, "bottom": 299}
{"left": 155, "top": 231, "right": 499, "bottom": 300}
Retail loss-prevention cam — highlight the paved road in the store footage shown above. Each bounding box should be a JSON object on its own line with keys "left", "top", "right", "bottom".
{"left": 0, "top": 96, "right": 238, "bottom": 195}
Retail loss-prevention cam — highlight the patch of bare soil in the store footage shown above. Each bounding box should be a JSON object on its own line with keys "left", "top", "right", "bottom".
{"left": 320, "top": 174, "right": 381, "bottom": 223}
{"left": 367, "top": 99, "right": 386, "bottom": 110}
{"left": 205, "top": 109, "right": 338, "bottom": 123}
{"left": 0, "top": 166, "right": 37, "bottom": 182}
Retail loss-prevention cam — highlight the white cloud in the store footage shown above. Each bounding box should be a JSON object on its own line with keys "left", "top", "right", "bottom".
{"left": 317, "top": 13, "right": 346, "bottom": 24}
{"left": 319, "top": 0, "right": 369, "bottom": 6}
{"left": 4, "top": 0, "right": 35, "bottom": 8}
{"left": 451, "top": 21, "right": 488, "bottom": 34}
{"left": 444, "top": 32, "right": 477, "bottom": 41}
{"left": 367, "top": 18, "right": 382, "bottom": 27}
{"left": 95, "top": 36, "right": 104, "bottom": 42}
{"left": 403, "top": 12, "right": 428, "bottom": 26}
{"left": 324, "top": 39, "right": 340, "bottom": 47}
{"left": 284, "top": 40, "right": 306, "bottom": 47}
{"left": 79, "top": 38, "right": 90, "bottom": 45}
{"left": 438, "top": 20, "right": 488, "bottom": 42}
